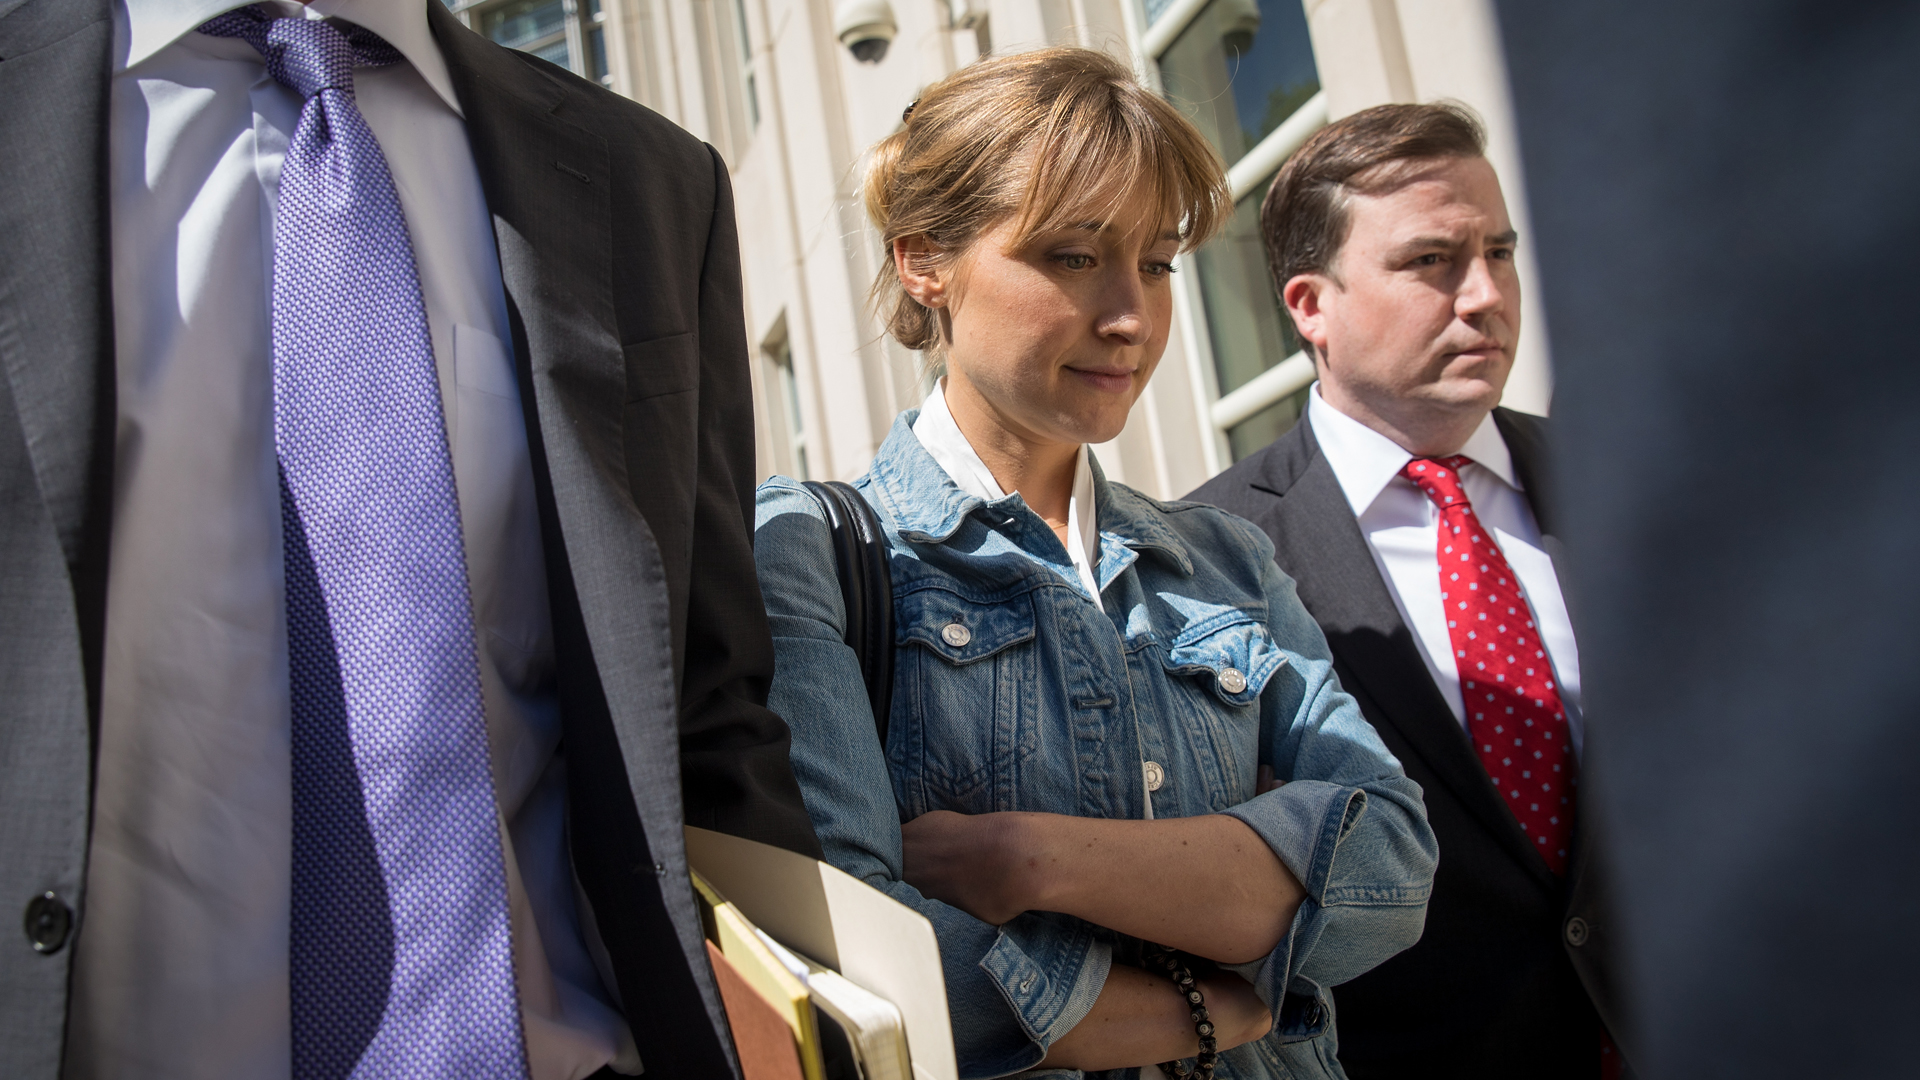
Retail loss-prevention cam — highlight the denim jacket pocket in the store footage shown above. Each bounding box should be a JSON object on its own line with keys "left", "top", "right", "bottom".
{"left": 895, "top": 585, "right": 1041, "bottom": 814}
{"left": 898, "top": 585, "right": 1038, "bottom": 664}
{"left": 1163, "top": 610, "right": 1288, "bottom": 707}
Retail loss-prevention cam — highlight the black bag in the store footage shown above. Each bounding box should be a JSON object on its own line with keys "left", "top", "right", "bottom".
{"left": 800, "top": 480, "right": 895, "bottom": 746}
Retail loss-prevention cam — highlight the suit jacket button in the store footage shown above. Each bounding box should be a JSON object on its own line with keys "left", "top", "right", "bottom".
{"left": 24, "top": 892, "right": 72, "bottom": 954}
{"left": 1217, "top": 667, "right": 1247, "bottom": 694}
{"left": 1564, "top": 915, "right": 1589, "bottom": 948}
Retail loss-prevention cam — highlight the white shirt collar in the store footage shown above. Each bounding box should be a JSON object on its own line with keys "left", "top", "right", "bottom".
{"left": 912, "top": 382, "right": 1103, "bottom": 603}
{"left": 914, "top": 380, "right": 1009, "bottom": 502}
{"left": 1307, "top": 381, "right": 1521, "bottom": 519}
{"left": 120, "top": 0, "right": 462, "bottom": 116}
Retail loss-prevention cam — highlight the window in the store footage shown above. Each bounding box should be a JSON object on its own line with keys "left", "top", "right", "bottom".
{"left": 1156, "top": 0, "right": 1318, "bottom": 168}
{"left": 1145, "top": 0, "right": 1327, "bottom": 463}
{"left": 732, "top": 0, "right": 760, "bottom": 128}
{"left": 692, "top": 0, "right": 759, "bottom": 161}
{"left": 458, "top": 0, "right": 608, "bottom": 84}
{"left": 766, "top": 335, "right": 810, "bottom": 480}
{"left": 586, "top": 0, "right": 610, "bottom": 86}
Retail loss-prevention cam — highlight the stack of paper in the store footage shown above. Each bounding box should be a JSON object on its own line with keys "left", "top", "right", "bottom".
{"left": 755, "top": 926, "right": 912, "bottom": 1080}
{"left": 686, "top": 827, "right": 957, "bottom": 1080}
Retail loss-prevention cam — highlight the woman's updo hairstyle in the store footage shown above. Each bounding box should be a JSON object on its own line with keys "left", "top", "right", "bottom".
{"left": 865, "top": 46, "right": 1230, "bottom": 353}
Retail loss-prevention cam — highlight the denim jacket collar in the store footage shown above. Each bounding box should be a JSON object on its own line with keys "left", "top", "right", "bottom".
{"left": 867, "top": 411, "right": 1194, "bottom": 577}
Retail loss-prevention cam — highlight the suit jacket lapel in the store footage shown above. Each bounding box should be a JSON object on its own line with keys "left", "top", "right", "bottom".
{"left": 1257, "top": 417, "right": 1556, "bottom": 883}
{"left": 0, "top": 0, "right": 116, "bottom": 718}
{"left": 430, "top": 9, "right": 732, "bottom": 1074}
{"left": 1494, "top": 407, "right": 1579, "bottom": 619}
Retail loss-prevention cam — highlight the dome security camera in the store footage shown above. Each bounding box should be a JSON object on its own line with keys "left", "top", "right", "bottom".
{"left": 835, "top": 0, "right": 898, "bottom": 63}
{"left": 1218, "top": 0, "right": 1260, "bottom": 56}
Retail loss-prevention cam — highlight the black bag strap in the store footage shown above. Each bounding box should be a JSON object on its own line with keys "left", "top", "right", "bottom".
{"left": 801, "top": 480, "right": 895, "bottom": 747}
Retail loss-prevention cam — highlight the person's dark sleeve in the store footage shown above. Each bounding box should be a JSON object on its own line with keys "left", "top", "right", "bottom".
{"left": 672, "top": 143, "right": 823, "bottom": 859}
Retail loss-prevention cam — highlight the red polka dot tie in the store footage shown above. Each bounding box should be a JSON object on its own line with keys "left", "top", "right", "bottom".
{"left": 1403, "top": 456, "right": 1576, "bottom": 875}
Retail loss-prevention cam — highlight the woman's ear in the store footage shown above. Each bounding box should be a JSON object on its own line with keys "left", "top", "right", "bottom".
{"left": 894, "top": 235, "right": 947, "bottom": 309}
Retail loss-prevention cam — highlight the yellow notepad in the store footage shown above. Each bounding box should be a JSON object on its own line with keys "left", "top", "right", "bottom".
{"left": 693, "top": 871, "right": 828, "bottom": 1080}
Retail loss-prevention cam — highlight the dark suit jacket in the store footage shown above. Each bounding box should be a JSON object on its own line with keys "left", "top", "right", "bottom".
{"left": 0, "top": 2, "right": 819, "bottom": 1075}
{"left": 1498, "top": 4, "right": 1920, "bottom": 1076}
{"left": 1189, "top": 408, "right": 1626, "bottom": 1079}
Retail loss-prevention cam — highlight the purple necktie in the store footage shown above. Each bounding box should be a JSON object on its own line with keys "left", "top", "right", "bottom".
{"left": 197, "top": 9, "right": 529, "bottom": 1078}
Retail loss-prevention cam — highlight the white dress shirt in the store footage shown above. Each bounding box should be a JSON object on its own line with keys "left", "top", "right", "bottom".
{"left": 1306, "top": 385, "right": 1584, "bottom": 753}
{"left": 71, "top": 3, "right": 636, "bottom": 1077}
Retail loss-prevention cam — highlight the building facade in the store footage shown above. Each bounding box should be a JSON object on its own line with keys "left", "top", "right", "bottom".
{"left": 449, "top": 0, "right": 1550, "bottom": 497}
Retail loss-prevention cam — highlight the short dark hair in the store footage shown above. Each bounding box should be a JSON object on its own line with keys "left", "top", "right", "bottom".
{"left": 1260, "top": 101, "right": 1486, "bottom": 293}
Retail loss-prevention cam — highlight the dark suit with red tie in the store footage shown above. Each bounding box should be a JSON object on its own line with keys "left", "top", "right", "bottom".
{"left": 1190, "top": 408, "right": 1626, "bottom": 1078}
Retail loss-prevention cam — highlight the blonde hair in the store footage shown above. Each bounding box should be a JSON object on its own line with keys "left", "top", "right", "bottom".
{"left": 863, "top": 47, "right": 1230, "bottom": 354}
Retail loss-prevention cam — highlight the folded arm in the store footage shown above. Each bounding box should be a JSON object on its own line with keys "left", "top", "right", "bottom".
{"left": 902, "top": 808, "right": 1303, "bottom": 964}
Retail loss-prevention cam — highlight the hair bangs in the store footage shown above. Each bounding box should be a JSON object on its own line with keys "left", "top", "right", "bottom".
{"left": 1011, "top": 82, "right": 1228, "bottom": 253}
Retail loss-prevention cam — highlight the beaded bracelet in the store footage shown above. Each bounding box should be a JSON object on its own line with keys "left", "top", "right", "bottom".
{"left": 1143, "top": 945, "right": 1218, "bottom": 1079}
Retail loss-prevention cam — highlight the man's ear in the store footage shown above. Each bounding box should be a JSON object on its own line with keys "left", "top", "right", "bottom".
{"left": 1283, "top": 273, "right": 1334, "bottom": 360}
{"left": 894, "top": 236, "right": 947, "bottom": 309}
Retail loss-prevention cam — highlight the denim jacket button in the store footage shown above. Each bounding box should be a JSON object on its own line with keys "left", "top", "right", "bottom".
{"left": 1142, "top": 760, "right": 1165, "bottom": 792}
{"left": 1218, "top": 667, "right": 1248, "bottom": 694}
{"left": 941, "top": 622, "right": 971, "bottom": 647}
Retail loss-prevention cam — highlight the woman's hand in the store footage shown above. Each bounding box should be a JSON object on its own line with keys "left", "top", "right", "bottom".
{"left": 899, "top": 810, "right": 1040, "bottom": 925}
{"left": 1038, "top": 965, "right": 1274, "bottom": 1070}
{"left": 1199, "top": 972, "right": 1276, "bottom": 1052}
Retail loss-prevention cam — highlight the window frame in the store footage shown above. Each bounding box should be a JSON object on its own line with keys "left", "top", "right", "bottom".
{"left": 1133, "top": 0, "right": 1328, "bottom": 472}
{"left": 453, "top": 0, "right": 606, "bottom": 83}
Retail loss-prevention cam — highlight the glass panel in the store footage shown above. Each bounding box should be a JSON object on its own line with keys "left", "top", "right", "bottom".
{"left": 480, "top": 0, "right": 568, "bottom": 51}
{"left": 1157, "top": 0, "right": 1318, "bottom": 166}
{"left": 775, "top": 344, "right": 809, "bottom": 480}
{"left": 1144, "top": 0, "right": 1177, "bottom": 26}
{"left": 588, "top": 26, "right": 608, "bottom": 82}
{"left": 1195, "top": 185, "right": 1302, "bottom": 398}
{"left": 529, "top": 35, "right": 572, "bottom": 67}
{"left": 587, "top": 0, "right": 603, "bottom": 15}
{"left": 1226, "top": 384, "right": 1310, "bottom": 461}
{"left": 733, "top": 0, "right": 754, "bottom": 59}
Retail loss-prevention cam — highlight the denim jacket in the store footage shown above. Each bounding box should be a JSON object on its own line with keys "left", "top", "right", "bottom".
{"left": 753, "top": 414, "right": 1436, "bottom": 1079}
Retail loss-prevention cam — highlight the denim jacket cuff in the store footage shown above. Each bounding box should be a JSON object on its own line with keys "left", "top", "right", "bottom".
{"left": 978, "top": 914, "right": 1114, "bottom": 1053}
{"left": 1223, "top": 778, "right": 1366, "bottom": 1038}
{"left": 1224, "top": 778, "right": 1367, "bottom": 901}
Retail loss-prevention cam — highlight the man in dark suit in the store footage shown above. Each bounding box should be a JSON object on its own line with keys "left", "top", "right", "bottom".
{"left": 0, "top": 1, "right": 816, "bottom": 1076}
{"left": 1189, "top": 103, "right": 1625, "bottom": 1078}
{"left": 1494, "top": 3, "right": 1920, "bottom": 1077}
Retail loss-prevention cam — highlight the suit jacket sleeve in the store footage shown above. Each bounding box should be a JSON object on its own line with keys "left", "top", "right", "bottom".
{"left": 672, "top": 144, "right": 823, "bottom": 859}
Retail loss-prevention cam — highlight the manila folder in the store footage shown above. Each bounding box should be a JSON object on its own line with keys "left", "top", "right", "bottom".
{"left": 685, "top": 827, "right": 957, "bottom": 1080}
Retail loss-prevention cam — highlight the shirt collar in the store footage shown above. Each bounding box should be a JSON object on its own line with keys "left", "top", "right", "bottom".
{"left": 912, "top": 380, "right": 1009, "bottom": 502}
{"left": 869, "top": 408, "right": 1194, "bottom": 575}
{"left": 119, "top": 0, "right": 462, "bottom": 116}
{"left": 1307, "top": 381, "right": 1521, "bottom": 518}
{"left": 910, "top": 382, "right": 1100, "bottom": 573}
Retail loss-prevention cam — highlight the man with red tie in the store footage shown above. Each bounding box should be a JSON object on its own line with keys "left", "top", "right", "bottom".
{"left": 1189, "top": 103, "right": 1627, "bottom": 1078}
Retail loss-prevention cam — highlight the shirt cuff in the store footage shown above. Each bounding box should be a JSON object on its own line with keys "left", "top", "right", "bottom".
{"left": 978, "top": 912, "right": 1114, "bottom": 1052}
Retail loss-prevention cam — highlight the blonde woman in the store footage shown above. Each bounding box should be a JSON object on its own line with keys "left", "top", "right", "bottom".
{"left": 752, "top": 48, "right": 1435, "bottom": 1079}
